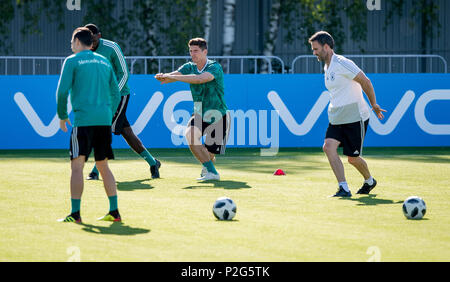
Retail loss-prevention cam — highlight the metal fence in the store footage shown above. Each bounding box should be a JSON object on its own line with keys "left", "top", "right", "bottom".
{"left": 127, "top": 56, "right": 285, "bottom": 74}
{"left": 0, "top": 55, "right": 285, "bottom": 75}
{"left": 290, "top": 54, "right": 448, "bottom": 74}
{"left": 0, "top": 56, "right": 66, "bottom": 76}
{"left": 0, "top": 54, "right": 447, "bottom": 75}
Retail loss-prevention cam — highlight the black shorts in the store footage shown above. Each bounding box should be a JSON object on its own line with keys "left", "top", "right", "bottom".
{"left": 111, "top": 94, "right": 130, "bottom": 135}
{"left": 325, "top": 119, "right": 369, "bottom": 157}
{"left": 188, "top": 112, "right": 231, "bottom": 155}
{"left": 70, "top": 126, "right": 114, "bottom": 162}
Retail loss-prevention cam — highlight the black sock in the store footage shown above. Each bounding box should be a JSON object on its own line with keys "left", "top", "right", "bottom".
{"left": 109, "top": 209, "right": 120, "bottom": 218}
{"left": 70, "top": 211, "right": 80, "bottom": 220}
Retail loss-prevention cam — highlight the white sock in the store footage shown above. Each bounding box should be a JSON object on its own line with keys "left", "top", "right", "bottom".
{"left": 364, "top": 176, "right": 374, "bottom": 186}
{"left": 339, "top": 182, "right": 350, "bottom": 192}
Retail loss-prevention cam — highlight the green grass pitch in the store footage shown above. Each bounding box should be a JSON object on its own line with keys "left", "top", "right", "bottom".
{"left": 0, "top": 147, "right": 449, "bottom": 262}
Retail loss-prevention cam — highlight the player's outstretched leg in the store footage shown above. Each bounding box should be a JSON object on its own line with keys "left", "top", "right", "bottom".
{"left": 121, "top": 126, "right": 161, "bottom": 179}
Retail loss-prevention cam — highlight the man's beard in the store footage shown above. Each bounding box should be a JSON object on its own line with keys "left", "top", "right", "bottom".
{"left": 317, "top": 52, "right": 327, "bottom": 62}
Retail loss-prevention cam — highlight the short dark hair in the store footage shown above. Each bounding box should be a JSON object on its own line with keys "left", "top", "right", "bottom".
{"left": 84, "top": 23, "right": 100, "bottom": 35}
{"left": 72, "top": 27, "right": 93, "bottom": 46}
{"left": 308, "top": 31, "right": 334, "bottom": 49}
{"left": 188, "top": 38, "right": 207, "bottom": 51}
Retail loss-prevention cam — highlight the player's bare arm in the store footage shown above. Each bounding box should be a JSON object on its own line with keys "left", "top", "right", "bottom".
{"left": 353, "top": 71, "right": 387, "bottom": 120}
{"left": 158, "top": 72, "right": 214, "bottom": 85}
{"left": 155, "top": 71, "right": 181, "bottom": 84}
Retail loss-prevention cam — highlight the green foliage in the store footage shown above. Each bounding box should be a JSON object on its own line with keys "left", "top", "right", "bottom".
{"left": 130, "top": 0, "right": 162, "bottom": 56}
{"left": 80, "top": 0, "right": 206, "bottom": 56}
{"left": 16, "top": 0, "right": 66, "bottom": 35}
{"left": 384, "top": 0, "right": 441, "bottom": 54}
{"left": 16, "top": 0, "right": 42, "bottom": 36}
{"left": 385, "top": 0, "right": 441, "bottom": 34}
{"left": 316, "top": 0, "right": 347, "bottom": 53}
{"left": 158, "top": 0, "right": 206, "bottom": 56}
{"left": 0, "top": 0, "right": 15, "bottom": 53}
{"left": 0, "top": 0, "right": 66, "bottom": 54}
{"left": 82, "top": 0, "right": 119, "bottom": 40}
{"left": 277, "top": 0, "right": 368, "bottom": 53}
{"left": 343, "top": 0, "right": 368, "bottom": 52}
{"left": 410, "top": 0, "right": 441, "bottom": 44}
{"left": 275, "top": 0, "right": 440, "bottom": 54}
{"left": 40, "top": 0, "right": 66, "bottom": 31}
{"left": 0, "top": 0, "right": 442, "bottom": 57}
{"left": 384, "top": 0, "right": 405, "bottom": 29}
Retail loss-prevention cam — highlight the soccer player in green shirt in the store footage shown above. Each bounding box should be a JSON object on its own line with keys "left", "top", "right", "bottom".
{"left": 56, "top": 27, "right": 121, "bottom": 223}
{"left": 155, "top": 38, "right": 230, "bottom": 181}
{"left": 84, "top": 24, "right": 161, "bottom": 180}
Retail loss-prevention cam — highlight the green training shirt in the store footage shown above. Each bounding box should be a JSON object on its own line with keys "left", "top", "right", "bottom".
{"left": 56, "top": 50, "right": 121, "bottom": 127}
{"left": 95, "top": 38, "right": 130, "bottom": 96}
{"left": 177, "top": 59, "right": 228, "bottom": 123}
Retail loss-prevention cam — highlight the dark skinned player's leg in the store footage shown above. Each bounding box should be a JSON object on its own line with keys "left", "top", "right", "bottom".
{"left": 121, "top": 126, "right": 146, "bottom": 155}
{"left": 121, "top": 126, "right": 161, "bottom": 178}
{"left": 88, "top": 126, "right": 160, "bottom": 179}
{"left": 88, "top": 100, "right": 161, "bottom": 179}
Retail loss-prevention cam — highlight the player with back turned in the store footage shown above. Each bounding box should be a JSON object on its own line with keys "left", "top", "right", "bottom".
{"left": 56, "top": 27, "right": 121, "bottom": 223}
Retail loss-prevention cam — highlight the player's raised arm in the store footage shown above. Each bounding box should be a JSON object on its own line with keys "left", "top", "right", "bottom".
{"left": 353, "top": 71, "right": 387, "bottom": 120}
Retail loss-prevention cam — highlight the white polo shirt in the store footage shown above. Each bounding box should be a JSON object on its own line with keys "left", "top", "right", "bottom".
{"left": 324, "top": 54, "right": 370, "bottom": 125}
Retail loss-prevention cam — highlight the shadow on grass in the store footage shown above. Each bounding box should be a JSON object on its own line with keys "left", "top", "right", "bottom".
{"left": 368, "top": 155, "right": 450, "bottom": 164}
{"left": 339, "top": 194, "right": 403, "bottom": 206}
{"left": 80, "top": 221, "right": 150, "bottom": 236}
{"left": 183, "top": 180, "right": 252, "bottom": 190}
{"left": 221, "top": 163, "right": 327, "bottom": 175}
{"left": 117, "top": 179, "right": 153, "bottom": 191}
{"left": 214, "top": 219, "right": 240, "bottom": 223}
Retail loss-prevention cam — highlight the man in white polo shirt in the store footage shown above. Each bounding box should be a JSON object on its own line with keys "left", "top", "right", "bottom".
{"left": 309, "top": 31, "right": 387, "bottom": 197}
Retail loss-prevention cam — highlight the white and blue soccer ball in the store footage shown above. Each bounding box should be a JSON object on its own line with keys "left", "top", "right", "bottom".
{"left": 402, "top": 196, "right": 426, "bottom": 220}
{"left": 213, "top": 197, "right": 237, "bottom": 220}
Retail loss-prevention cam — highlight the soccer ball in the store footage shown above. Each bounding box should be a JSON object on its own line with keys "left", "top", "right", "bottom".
{"left": 213, "top": 197, "right": 237, "bottom": 220}
{"left": 402, "top": 196, "right": 426, "bottom": 220}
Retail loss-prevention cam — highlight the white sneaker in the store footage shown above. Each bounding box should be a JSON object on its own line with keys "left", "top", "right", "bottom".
{"left": 197, "top": 172, "right": 220, "bottom": 181}
{"left": 200, "top": 166, "right": 208, "bottom": 177}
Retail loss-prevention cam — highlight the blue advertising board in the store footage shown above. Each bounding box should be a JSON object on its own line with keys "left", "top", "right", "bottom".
{"left": 0, "top": 74, "right": 449, "bottom": 150}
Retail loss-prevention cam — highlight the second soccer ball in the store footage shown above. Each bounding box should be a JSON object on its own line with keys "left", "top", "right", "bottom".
{"left": 402, "top": 196, "right": 426, "bottom": 220}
